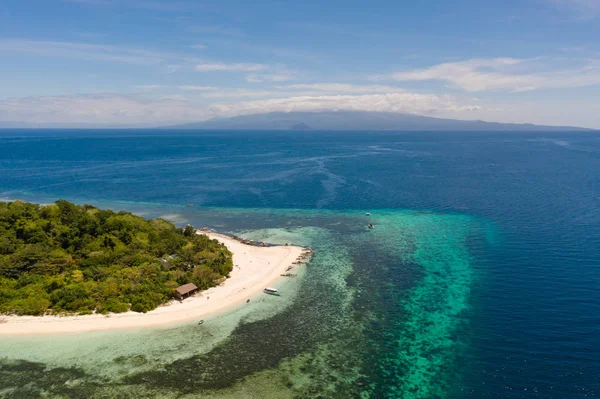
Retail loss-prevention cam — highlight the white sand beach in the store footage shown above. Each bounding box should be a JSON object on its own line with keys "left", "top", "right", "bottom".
{"left": 0, "top": 232, "right": 306, "bottom": 336}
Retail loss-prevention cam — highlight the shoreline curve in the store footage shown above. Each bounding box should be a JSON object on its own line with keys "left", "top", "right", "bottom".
{"left": 0, "top": 232, "right": 305, "bottom": 336}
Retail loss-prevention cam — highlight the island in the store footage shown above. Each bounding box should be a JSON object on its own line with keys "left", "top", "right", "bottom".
{"left": 0, "top": 200, "right": 305, "bottom": 335}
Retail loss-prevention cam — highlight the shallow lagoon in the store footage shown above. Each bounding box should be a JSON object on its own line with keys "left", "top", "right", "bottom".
{"left": 0, "top": 204, "right": 484, "bottom": 398}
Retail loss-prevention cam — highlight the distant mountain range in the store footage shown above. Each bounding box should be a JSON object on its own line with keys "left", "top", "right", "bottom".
{"left": 165, "top": 111, "right": 594, "bottom": 131}
{"left": 1, "top": 111, "right": 595, "bottom": 131}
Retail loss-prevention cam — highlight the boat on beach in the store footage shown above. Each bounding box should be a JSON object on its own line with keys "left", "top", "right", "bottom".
{"left": 263, "top": 287, "right": 282, "bottom": 296}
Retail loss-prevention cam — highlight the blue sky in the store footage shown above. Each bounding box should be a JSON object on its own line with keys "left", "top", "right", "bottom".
{"left": 0, "top": 0, "right": 599, "bottom": 127}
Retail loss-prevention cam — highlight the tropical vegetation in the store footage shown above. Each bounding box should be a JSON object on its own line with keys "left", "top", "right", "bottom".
{"left": 0, "top": 200, "right": 233, "bottom": 316}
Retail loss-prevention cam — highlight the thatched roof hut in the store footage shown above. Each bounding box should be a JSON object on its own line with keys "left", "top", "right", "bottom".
{"left": 175, "top": 283, "right": 198, "bottom": 300}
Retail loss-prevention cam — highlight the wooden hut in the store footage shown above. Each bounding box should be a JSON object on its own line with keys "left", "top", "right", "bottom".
{"left": 175, "top": 283, "right": 198, "bottom": 301}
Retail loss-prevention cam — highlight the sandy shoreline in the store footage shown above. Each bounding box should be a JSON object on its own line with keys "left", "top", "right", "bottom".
{"left": 0, "top": 232, "right": 305, "bottom": 336}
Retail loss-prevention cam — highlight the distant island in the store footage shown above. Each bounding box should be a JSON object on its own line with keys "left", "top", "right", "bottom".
{"left": 0, "top": 200, "right": 233, "bottom": 316}
{"left": 2, "top": 111, "right": 596, "bottom": 131}
{"left": 164, "top": 111, "right": 594, "bottom": 132}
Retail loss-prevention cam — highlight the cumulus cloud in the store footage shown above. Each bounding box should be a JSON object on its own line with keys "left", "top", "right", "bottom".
{"left": 209, "top": 93, "right": 482, "bottom": 117}
{"left": 392, "top": 57, "right": 600, "bottom": 92}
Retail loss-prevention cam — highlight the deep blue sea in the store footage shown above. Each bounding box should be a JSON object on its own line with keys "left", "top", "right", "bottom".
{"left": 0, "top": 129, "right": 599, "bottom": 398}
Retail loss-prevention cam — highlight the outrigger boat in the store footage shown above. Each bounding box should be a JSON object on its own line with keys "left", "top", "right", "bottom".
{"left": 263, "top": 287, "right": 282, "bottom": 296}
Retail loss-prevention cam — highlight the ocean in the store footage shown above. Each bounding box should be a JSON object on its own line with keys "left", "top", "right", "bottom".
{"left": 0, "top": 129, "right": 598, "bottom": 398}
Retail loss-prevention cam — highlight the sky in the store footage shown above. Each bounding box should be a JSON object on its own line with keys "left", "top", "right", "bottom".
{"left": 0, "top": 0, "right": 599, "bottom": 128}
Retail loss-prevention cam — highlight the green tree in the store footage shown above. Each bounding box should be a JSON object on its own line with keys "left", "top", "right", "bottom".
{"left": 0, "top": 200, "right": 233, "bottom": 316}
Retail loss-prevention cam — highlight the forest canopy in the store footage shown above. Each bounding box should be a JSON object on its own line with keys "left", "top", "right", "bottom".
{"left": 0, "top": 200, "right": 233, "bottom": 316}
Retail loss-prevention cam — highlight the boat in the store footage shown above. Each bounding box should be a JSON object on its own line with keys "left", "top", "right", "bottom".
{"left": 263, "top": 287, "right": 282, "bottom": 296}
{"left": 187, "top": 204, "right": 194, "bottom": 207}
{"left": 368, "top": 224, "right": 375, "bottom": 229}
{"left": 366, "top": 212, "right": 371, "bottom": 216}
{"left": 198, "top": 320, "right": 204, "bottom": 325}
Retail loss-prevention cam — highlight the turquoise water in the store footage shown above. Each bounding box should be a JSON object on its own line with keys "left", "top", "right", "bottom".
{"left": 0, "top": 206, "right": 480, "bottom": 398}
{"left": 368, "top": 213, "right": 477, "bottom": 398}
{"left": 1, "top": 130, "right": 599, "bottom": 398}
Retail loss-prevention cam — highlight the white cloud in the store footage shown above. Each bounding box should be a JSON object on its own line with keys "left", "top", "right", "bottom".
{"left": 132, "top": 85, "right": 164, "bottom": 89}
{"left": 199, "top": 89, "right": 297, "bottom": 98}
{"left": 176, "top": 84, "right": 405, "bottom": 99}
{"left": 190, "top": 44, "right": 208, "bottom": 50}
{"left": 178, "top": 85, "right": 219, "bottom": 91}
{"left": 392, "top": 57, "right": 600, "bottom": 92}
{"left": 209, "top": 93, "right": 482, "bottom": 116}
{"left": 445, "top": 105, "right": 488, "bottom": 112}
{"left": 5, "top": 92, "right": 599, "bottom": 128}
{"left": 194, "top": 63, "right": 295, "bottom": 81}
{"left": 0, "top": 92, "right": 483, "bottom": 125}
{"left": 245, "top": 73, "right": 295, "bottom": 83}
{"left": 0, "top": 39, "right": 198, "bottom": 67}
{"left": 178, "top": 87, "right": 306, "bottom": 98}
{"left": 281, "top": 83, "right": 406, "bottom": 93}
{"left": 0, "top": 39, "right": 294, "bottom": 80}
{"left": 195, "top": 62, "right": 267, "bottom": 72}
{"left": 0, "top": 94, "right": 209, "bottom": 125}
